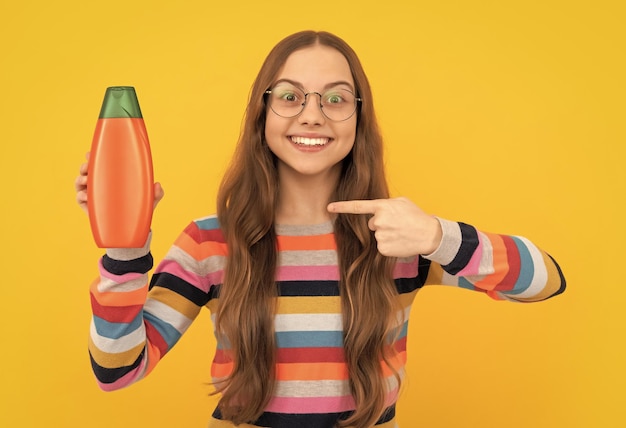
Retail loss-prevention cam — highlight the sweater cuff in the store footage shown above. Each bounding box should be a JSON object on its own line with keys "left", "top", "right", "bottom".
{"left": 105, "top": 232, "right": 152, "bottom": 261}
{"left": 422, "top": 218, "right": 462, "bottom": 265}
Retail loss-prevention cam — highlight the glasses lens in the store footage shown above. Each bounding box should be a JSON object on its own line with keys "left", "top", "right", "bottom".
{"left": 267, "top": 84, "right": 359, "bottom": 121}
{"left": 320, "top": 88, "right": 357, "bottom": 121}
{"left": 268, "top": 84, "right": 305, "bottom": 118}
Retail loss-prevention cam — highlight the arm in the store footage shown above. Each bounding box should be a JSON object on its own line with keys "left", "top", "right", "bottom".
{"left": 76, "top": 152, "right": 208, "bottom": 389}
{"left": 89, "top": 223, "right": 212, "bottom": 391}
{"left": 89, "top": 240, "right": 155, "bottom": 391}
{"left": 327, "top": 198, "right": 566, "bottom": 302}
{"left": 422, "top": 218, "right": 566, "bottom": 302}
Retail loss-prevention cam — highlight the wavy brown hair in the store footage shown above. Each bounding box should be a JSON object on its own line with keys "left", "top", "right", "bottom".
{"left": 215, "top": 30, "right": 402, "bottom": 427}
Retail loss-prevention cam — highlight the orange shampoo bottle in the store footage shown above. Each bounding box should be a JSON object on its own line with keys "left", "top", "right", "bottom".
{"left": 87, "top": 86, "right": 154, "bottom": 248}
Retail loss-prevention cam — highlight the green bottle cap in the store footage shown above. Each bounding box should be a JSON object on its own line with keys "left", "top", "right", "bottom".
{"left": 98, "top": 86, "right": 143, "bottom": 118}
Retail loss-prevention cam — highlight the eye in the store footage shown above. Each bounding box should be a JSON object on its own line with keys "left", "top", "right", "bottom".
{"left": 281, "top": 92, "right": 297, "bottom": 102}
{"left": 324, "top": 92, "right": 344, "bottom": 104}
{"left": 272, "top": 85, "right": 303, "bottom": 104}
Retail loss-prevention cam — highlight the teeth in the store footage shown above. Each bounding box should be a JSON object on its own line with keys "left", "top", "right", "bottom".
{"left": 291, "top": 136, "right": 329, "bottom": 146}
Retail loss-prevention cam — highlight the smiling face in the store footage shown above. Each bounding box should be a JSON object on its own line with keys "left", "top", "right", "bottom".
{"left": 264, "top": 44, "right": 357, "bottom": 182}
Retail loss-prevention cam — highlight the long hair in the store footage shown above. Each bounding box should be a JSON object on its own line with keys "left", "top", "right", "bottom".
{"left": 215, "top": 31, "right": 402, "bottom": 427}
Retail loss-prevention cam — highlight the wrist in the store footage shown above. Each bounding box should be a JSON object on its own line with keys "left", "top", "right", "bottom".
{"left": 427, "top": 216, "right": 443, "bottom": 255}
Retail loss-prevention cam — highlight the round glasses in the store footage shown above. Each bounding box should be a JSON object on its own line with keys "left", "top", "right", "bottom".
{"left": 265, "top": 83, "right": 361, "bottom": 122}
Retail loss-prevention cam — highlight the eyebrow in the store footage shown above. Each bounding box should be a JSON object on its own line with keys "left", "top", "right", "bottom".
{"left": 273, "top": 78, "right": 356, "bottom": 92}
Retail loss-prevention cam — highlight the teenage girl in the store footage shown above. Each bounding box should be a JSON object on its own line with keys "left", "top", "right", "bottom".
{"left": 75, "top": 30, "right": 566, "bottom": 428}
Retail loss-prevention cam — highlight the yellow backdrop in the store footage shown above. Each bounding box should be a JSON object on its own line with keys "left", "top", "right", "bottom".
{"left": 1, "top": 0, "right": 624, "bottom": 427}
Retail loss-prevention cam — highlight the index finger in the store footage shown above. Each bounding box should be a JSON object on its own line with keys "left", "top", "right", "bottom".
{"left": 327, "top": 199, "right": 384, "bottom": 215}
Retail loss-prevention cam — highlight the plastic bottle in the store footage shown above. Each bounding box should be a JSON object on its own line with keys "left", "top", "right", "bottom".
{"left": 87, "top": 86, "right": 154, "bottom": 248}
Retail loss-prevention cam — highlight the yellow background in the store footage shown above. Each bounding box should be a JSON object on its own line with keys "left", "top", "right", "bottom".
{"left": 1, "top": 0, "right": 624, "bottom": 427}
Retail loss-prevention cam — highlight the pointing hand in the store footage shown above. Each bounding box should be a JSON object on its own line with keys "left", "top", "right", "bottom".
{"left": 327, "top": 197, "right": 442, "bottom": 258}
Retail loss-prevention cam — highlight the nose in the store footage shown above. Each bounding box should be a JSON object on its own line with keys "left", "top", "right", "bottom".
{"left": 298, "top": 92, "right": 325, "bottom": 125}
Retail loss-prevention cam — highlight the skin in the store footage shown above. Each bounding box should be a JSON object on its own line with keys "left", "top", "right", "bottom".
{"left": 327, "top": 198, "right": 443, "bottom": 258}
{"left": 75, "top": 45, "right": 442, "bottom": 257}
{"left": 263, "top": 44, "right": 442, "bottom": 255}
{"left": 265, "top": 45, "right": 357, "bottom": 225}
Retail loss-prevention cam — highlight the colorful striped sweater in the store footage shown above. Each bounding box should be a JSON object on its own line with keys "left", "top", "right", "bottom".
{"left": 89, "top": 216, "right": 566, "bottom": 427}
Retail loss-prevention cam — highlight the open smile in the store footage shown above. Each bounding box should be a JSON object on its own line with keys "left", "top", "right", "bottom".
{"left": 290, "top": 136, "right": 332, "bottom": 146}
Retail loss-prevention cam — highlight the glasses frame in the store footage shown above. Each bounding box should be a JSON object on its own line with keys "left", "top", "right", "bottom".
{"left": 264, "top": 86, "right": 362, "bottom": 122}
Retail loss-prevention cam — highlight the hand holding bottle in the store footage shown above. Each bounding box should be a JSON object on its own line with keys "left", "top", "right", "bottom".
{"left": 75, "top": 152, "right": 164, "bottom": 215}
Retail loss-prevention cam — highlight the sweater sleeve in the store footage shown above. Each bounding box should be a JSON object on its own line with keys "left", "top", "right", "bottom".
{"left": 422, "top": 218, "right": 566, "bottom": 302}
{"left": 88, "top": 222, "right": 212, "bottom": 391}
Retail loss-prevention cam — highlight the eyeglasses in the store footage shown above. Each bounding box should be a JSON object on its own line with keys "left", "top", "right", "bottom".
{"left": 265, "top": 83, "right": 361, "bottom": 122}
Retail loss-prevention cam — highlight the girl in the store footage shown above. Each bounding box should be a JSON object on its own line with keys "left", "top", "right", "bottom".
{"left": 75, "top": 31, "right": 566, "bottom": 428}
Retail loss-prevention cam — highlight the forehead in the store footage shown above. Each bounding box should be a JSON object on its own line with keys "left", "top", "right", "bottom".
{"left": 275, "top": 45, "right": 354, "bottom": 89}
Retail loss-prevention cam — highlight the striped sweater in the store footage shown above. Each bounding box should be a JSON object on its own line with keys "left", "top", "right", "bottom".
{"left": 89, "top": 216, "right": 565, "bottom": 427}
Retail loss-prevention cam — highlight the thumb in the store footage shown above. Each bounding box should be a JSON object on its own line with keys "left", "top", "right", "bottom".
{"left": 154, "top": 182, "right": 165, "bottom": 210}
